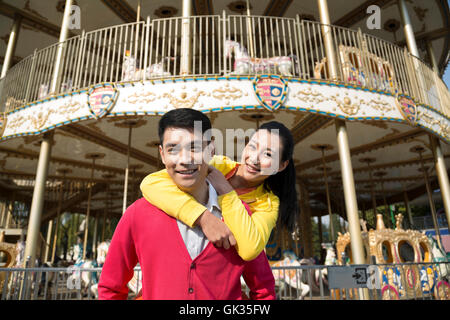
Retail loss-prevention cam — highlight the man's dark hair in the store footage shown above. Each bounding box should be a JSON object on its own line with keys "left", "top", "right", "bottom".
{"left": 158, "top": 108, "right": 212, "bottom": 145}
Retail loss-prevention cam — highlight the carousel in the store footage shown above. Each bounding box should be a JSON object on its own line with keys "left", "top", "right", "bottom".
{"left": 0, "top": 0, "right": 449, "bottom": 300}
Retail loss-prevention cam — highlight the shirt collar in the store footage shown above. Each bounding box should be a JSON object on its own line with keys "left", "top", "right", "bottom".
{"left": 205, "top": 180, "right": 221, "bottom": 212}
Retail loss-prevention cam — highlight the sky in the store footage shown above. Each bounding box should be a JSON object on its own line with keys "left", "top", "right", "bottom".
{"left": 444, "top": 67, "right": 450, "bottom": 89}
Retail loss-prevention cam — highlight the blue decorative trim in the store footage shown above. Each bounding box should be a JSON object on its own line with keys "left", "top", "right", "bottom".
{"left": 2, "top": 76, "right": 448, "bottom": 142}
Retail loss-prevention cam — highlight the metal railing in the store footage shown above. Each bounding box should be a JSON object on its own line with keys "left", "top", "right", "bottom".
{"left": 1, "top": 261, "right": 448, "bottom": 300}
{"left": 0, "top": 14, "right": 449, "bottom": 117}
{"left": 412, "top": 215, "right": 448, "bottom": 230}
{"left": 0, "top": 266, "right": 141, "bottom": 300}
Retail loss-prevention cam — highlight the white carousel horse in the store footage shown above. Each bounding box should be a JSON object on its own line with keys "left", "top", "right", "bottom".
{"left": 314, "top": 243, "right": 336, "bottom": 286}
{"left": 65, "top": 239, "right": 100, "bottom": 298}
{"left": 428, "top": 234, "right": 449, "bottom": 279}
{"left": 269, "top": 250, "right": 310, "bottom": 299}
{"left": 15, "top": 240, "right": 25, "bottom": 267}
{"left": 122, "top": 51, "right": 174, "bottom": 81}
{"left": 224, "top": 40, "right": 297, "bottom": 76}
{"left": 88, "top": 240, "right": 142, "bottom": 298}
{"left": 88, "top": 240, "right": 110, "bottom": 298}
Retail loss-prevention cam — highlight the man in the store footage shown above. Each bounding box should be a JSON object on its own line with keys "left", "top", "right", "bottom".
{"left": 98, "top": 108, "right": 275, "bottom": 300}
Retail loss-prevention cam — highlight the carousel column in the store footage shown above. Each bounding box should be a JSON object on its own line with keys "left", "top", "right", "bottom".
{"left": 317, "top": 0, "right": 367, "bottom": 270}
{"left": 429, "top": 137, "right": 450, "bottom": 234}
{"left": 180, "top": 0, "right": 192, "bottom": 75}
{"left": 50, "top": 0, "right": 73, "bottom": 95}
{"left": 43, "top": 220, "right": 53, "bottom": 263}
{"left": 51, "top": 168, "right": 71, "bottom": 263}
{"left": 411, "top": 145, "right": 444, "bottom": 250}
{"left": 92, "top": 216, "right": 98, "bottom": 260}
{"left": 5, "top": 200, "right": 13, "bottom": 229}
{"left": 361, "top": 202, "right": 367, "bottom": 224}
{"left": 317, "top": 0, "right": 339, "bottom": 81}
{"left": 426, "top": 36, "right": 450, "bottom": 233}
{"left": 403, "top": 191, "right": 414, "bottom": 228}
{"left": 335, "top": 121, "right": 365, "bottom": 263}
{"left": 360, "top": 158, "right": 377, "bottom": 227}
{"left": 0, "top": 14, "right": 22, "bottom": 78}
{"left": 0, "top": 201, "right": 7, "bottom": 228}
{"left": 312, "top": 144, "right": 336, "bottom": 243}
{"left": 374, "top": 171, "right": 393, "bottom": 228}
{"left": 317, "top": 215, "right": 323, "bottom": 246}
{"left": 83, "top": 153, "right": 103, "bottom": 260}
{"left": 23, "top": 132, "right": 53, "bottom": 268}
{"left": 121, "top": 121, "right": 139, "bottom": 214}
{"left": 397, "top": 0, "right": 427, "bottom": 100}
{"left": 23, "top": 0, "right": 73, "bottom": 270}
{"left": 397, "top": 0, "right": 420, "bottom": 58}
{"left": 335, "top": 120, "right": 369, "bottom": 300}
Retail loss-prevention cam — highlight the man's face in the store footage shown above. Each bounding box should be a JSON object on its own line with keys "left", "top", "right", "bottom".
{"left": 159, "top": 127, "right": 213, "bottom": 193}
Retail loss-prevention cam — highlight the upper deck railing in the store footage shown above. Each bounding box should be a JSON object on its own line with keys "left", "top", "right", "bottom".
{"left": 0, "top": 14, "right": 449, "bottom": 117}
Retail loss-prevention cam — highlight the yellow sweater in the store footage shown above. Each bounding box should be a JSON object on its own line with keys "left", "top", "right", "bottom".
{"left": 139, "top": 155, "right": 279, "bottom": 261}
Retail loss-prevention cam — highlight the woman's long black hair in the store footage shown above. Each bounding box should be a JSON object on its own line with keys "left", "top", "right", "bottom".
{"left": 259, "top": 121, "right": 298, "bottom": 232}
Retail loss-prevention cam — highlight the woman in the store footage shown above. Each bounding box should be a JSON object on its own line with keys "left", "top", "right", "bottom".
{"left": 140, "top": 121, "right": 298, "bottom": 261}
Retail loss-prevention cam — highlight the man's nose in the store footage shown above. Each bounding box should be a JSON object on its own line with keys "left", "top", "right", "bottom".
{"left": 178, "top": 148, "right": 194, "bottom": 164}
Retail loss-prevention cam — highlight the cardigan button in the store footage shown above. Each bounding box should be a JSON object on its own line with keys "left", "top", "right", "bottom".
{"left": 188, "top": 288, "right": 194, "bottom": 294}
{"left": 190, "top": 263, "right": 196, "bottom": 269}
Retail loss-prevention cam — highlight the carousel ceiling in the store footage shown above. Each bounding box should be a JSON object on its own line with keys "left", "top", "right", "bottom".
{"left": 1, "top": 109, "right": 449, "bottom": 218}
{"left": 0, "top": 0, "right": 448, "bottom": 73}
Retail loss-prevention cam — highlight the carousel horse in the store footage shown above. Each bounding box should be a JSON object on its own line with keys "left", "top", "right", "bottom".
{"left": 89, "top": 240, "right": 110, "bottom": 298}
{"left": 224, "top": 40, "right": 297, "bottom": 76}
{"left": 314, "top": 243, "right": 336, "bottom": 287}
{"left": 428, "top": 234, "right": 449, "bottom": 280}
{"left": 122, "top": 50, "right": 174, "bottom": 81}
{"left": 88, "top": 240, "right": 142, "bottom": 298}
{"left": 269, "top": 250, "right": 310, "bottom": 299}
{"left": 65, "top": 240, "right": 99, "bottom": 298}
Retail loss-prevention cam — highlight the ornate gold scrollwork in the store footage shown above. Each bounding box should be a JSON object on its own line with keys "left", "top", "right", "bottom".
{"left": 211, "top": 83, "right": 246, "bottom": 105}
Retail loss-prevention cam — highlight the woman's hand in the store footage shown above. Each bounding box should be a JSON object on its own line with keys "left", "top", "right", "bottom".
{"left": 207, "top": 166, "right": 234, "bottom": 195}
{"left": 195, "top": 210, "right": 236, "bottom": 249}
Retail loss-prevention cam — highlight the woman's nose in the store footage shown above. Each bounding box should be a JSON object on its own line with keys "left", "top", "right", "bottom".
{"left": 248, "top": 152, "right": 259, "bottom": 164}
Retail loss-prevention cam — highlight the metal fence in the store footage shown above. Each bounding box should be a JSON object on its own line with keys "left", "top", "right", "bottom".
{"left": 412, "top": 215, "right": 448, "bottom": 230}
{"left": 0, "top": 14, "right": 449, "bottom": 117}
{"left": 1, "top": 261, "right": 448, "bottom": 300}
{"left": 0, "top": 266, "right": 141, "bottom": 301}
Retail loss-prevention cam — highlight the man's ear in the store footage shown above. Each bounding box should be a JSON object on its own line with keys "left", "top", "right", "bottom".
{"left": 278, "top": 159, "right": 289, "bottom": 173}
{"left": 159, "top": 145, "right": 166, "bottom": 165}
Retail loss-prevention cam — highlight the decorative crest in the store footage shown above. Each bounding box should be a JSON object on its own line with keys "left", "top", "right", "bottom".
{"left": 253, "top": 75, "right": 288, "bottom": 112}
{"left": 87, "top": 83, "right": 118, "bottom": 119}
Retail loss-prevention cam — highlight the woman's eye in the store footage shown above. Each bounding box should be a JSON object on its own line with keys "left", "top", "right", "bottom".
{"left": 264, "top": 152, "right": 272, "bottom": 158}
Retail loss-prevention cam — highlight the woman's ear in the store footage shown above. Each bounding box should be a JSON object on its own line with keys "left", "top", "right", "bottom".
{"left": 278, "top": 159, "right": 289, "bottom": 173}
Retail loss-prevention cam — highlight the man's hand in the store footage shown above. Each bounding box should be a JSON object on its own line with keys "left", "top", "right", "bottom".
{"left": 196, "top": 210, "right": 236, "bottom": 249}
{"left": 207, "top": 166, "right": 234, "bottom": 195}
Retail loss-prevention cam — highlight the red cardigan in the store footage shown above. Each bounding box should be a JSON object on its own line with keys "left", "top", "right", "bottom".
{"left": 98, "top": 198, "right": 276, "bottom": 300}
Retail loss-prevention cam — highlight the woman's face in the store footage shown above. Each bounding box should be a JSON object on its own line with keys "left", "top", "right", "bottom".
{"left": 239, "top": 129, "right": 289, "bottom": 185}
